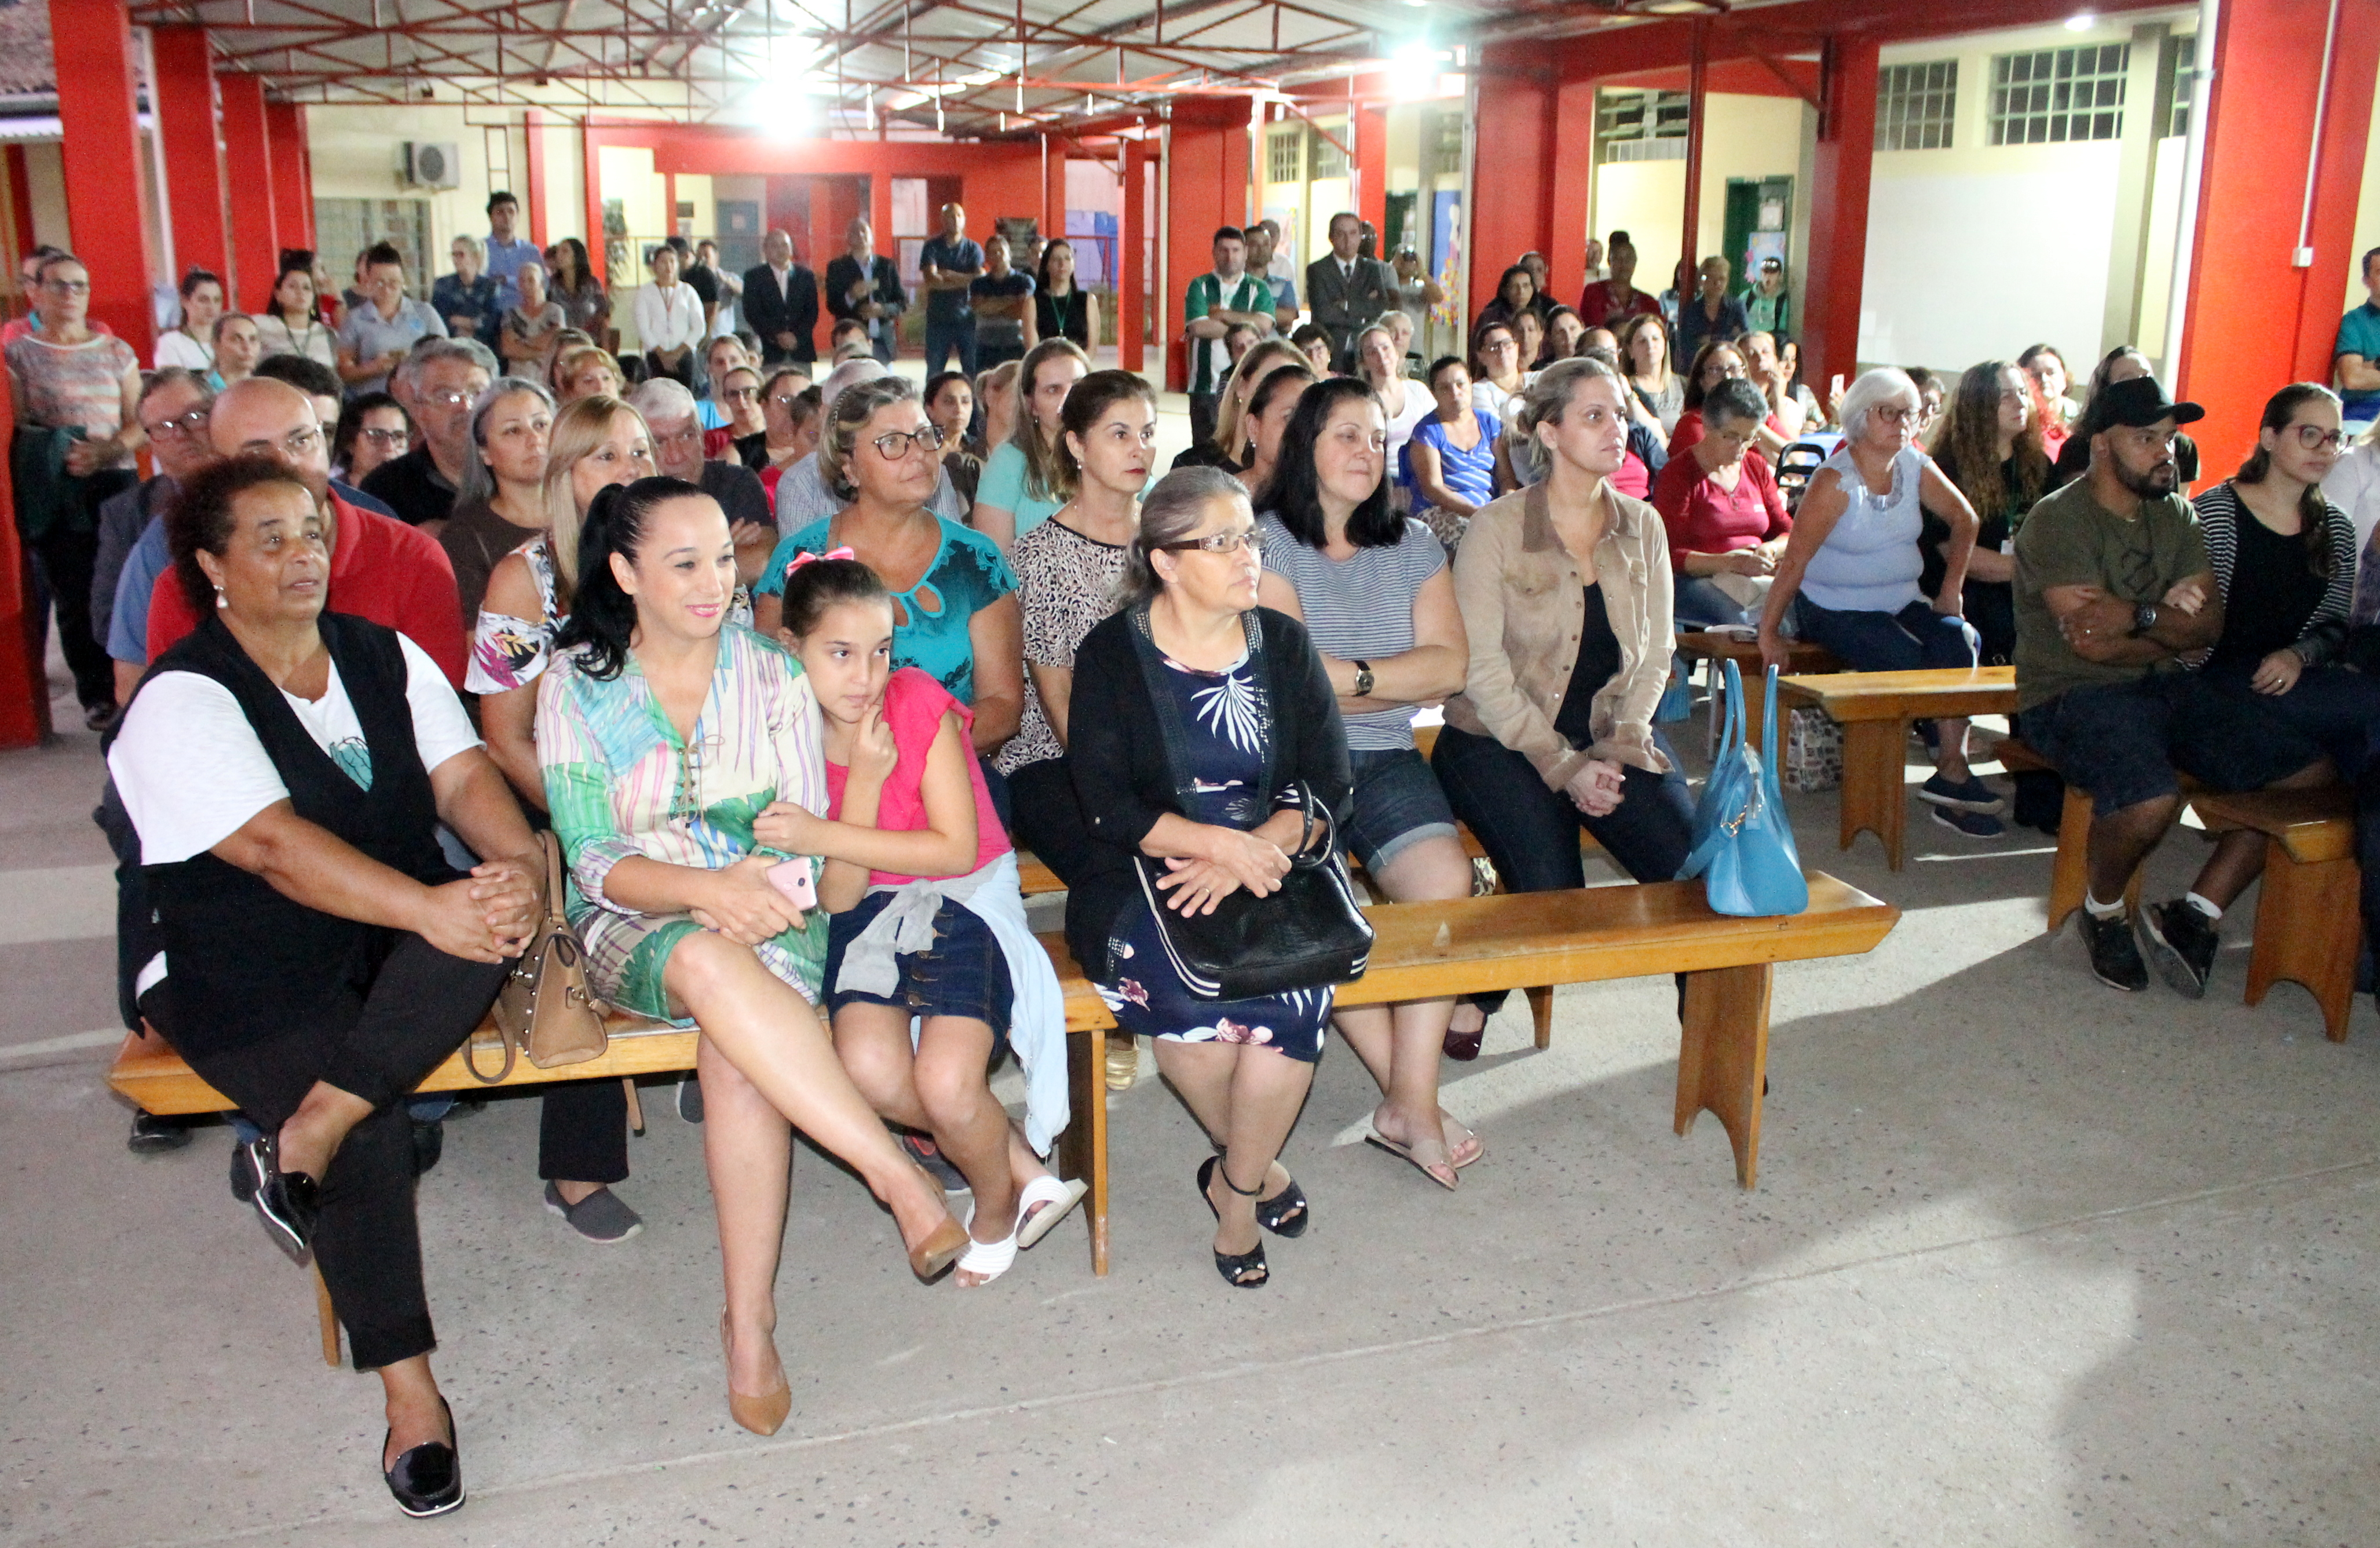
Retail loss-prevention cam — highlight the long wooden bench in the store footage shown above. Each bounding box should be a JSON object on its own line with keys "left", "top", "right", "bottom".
{"left": 1778, "top": 667, "right": 2019, "bottom": 869}
{"left": 1675, "top": 631, "right": 1842, "bottom": 749}
{"left": 2188, "top": 787, "right": 2359, "bottom": 1041}
{"left": 109, "top": 874, "right": 1898, "bottom": 1302}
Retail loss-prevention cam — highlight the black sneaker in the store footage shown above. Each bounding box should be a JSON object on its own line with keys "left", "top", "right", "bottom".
{"left": 900, "top": 1131, "right": 970, "bottom": 1193}
{"left": 2137, "top": 899, "right": 2219, "bottom": 999}
{"left": 2081, "top": 909, "right": 2149, "bottom": 992}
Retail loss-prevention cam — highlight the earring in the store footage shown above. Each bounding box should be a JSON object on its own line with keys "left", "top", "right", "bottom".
{"left": 214, "top": 586, "right": 228, "bottom": 609}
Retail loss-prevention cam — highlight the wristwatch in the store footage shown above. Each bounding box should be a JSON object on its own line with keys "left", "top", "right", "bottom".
{"left": 2131, "top": 603, "right": 2160, "bottom": 637}
{"left": 1352, "top": 660, "right": 1375, "bottom": 698}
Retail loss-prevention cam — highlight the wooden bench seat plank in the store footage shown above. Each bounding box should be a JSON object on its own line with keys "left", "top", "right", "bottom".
{"left": 2189, "top": 787, "right": 2356, "bottom": 866}
{"left": 1778, "top": 668, "right": 2020, "bottom": 868}
{"left": 2187, "top": 787, "right": 2360, "bottom": 1040}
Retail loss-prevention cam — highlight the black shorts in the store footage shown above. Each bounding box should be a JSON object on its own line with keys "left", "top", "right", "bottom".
{"left": 2016, "top": 673, "right": 2325, "bottom": 816}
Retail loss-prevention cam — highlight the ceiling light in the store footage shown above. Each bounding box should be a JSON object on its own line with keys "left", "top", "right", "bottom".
{"left": 2064, "top": 12, "right": 2096, "bottom": 28}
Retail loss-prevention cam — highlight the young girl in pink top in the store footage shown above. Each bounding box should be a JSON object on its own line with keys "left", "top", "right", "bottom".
{"left": 756, "top": 553, "right": 1080, "bottom": 1286}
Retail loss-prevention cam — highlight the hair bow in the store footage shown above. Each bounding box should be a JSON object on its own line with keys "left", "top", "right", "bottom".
{"left": 784, "top": 545, "right": 857, "bottom": 580}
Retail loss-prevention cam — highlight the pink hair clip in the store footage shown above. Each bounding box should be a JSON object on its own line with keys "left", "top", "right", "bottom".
{"left": 783, "top": 545, "right": 857, "bottom": 580}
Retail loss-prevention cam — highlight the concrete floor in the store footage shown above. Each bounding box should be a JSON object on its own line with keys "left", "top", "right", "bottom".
{"left": 8, "top": 419, "right": 2380, "bottom": 1543}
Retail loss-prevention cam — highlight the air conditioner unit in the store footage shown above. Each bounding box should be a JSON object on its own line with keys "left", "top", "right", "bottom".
{"left": 402, "top": 141, "right": 461, "bottom": 188}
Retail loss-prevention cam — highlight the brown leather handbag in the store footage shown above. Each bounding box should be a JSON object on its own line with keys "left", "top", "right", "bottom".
{"left": 466, "top": 831, "right": 610, "bottom": 1083}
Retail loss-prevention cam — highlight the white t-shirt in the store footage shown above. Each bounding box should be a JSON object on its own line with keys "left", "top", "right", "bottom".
{"left": 152, "top": 329, "right": 213, "bottom": 373}
{"left": 110, "top": 633, "right": 480, "bottom": 866}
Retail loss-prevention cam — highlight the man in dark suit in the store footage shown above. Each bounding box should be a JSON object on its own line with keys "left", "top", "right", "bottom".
{"left": 1304, "top": 210, "right": 1398, "bottom": 371}
{"left": 743, "top": 227, "right": 819, "bottom": 367}
{"left": 822, "top": 217, "right": 907, "bottom": 364}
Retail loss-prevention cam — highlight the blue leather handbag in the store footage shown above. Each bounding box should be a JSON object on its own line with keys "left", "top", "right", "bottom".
{"left": 1676, "top": 659, "right": 1809, "bottom": 918}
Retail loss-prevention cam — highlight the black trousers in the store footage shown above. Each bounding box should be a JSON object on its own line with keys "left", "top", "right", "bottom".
{"left": 32, "top": 468, "right": 134, "bottom": 709}
{"left": 1007, "top": 755, "right": 1098, "bottom": 888}
{"left": 164, "top": 934, "right": 509, "bottom": 1371}
{"left": 1431, "top": 724, "right": 1698, "bottom": 1014}
{"left": 540, "top": 1079, "right": 628, "bottom": 1184}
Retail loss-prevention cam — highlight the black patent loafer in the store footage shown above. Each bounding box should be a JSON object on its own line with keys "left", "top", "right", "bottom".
{"left": 243, "top": 1134, "right": 321, "bottom": 1262}
{"left": 126, "top": 1110, "right": 193, "bottom": 1154}
{"left": 384, "top": 1399, "right": 465, "bottom": 1518}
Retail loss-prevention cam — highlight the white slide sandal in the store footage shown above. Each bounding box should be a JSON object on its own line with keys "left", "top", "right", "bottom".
{"left": 1014, "top": 1175, "right": 1090, "bottom": 1251}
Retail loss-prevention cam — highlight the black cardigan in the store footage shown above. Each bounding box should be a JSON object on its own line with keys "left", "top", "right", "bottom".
{"left": 1063, "top": 604, "right": 1351, "bottom": 980}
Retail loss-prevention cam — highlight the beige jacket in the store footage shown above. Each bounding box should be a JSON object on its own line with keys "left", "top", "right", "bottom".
{"left": 1442, "top": 479, "right": 1675, "bottom": 790}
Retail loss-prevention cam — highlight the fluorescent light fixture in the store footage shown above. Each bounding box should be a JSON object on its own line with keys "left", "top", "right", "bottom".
{"left": 1390, "top": 41, "right": 1447, "bottom": 100}
{"left": 2064, "top": 12, "right": 2096, "bottom": 28}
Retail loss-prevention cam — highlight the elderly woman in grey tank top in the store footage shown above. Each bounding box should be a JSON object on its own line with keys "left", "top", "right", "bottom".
{"left": 1757, "top": 366, "right": 2004, "bottom": 838}
{"left": 1253, "top": 375, "right": 1484, "bottom": 1190}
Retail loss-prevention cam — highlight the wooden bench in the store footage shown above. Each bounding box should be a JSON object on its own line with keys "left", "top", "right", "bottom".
{"left": 1778, "top": 667, "right": 2018, "bottom": 869}
{"left": 2187, "top": 787, "right": 2359, "bottom": 1041}
{"left": 1675, "top": 631, "right": 1842, "bottom": 749}
{"left": 109, "top": 874, "right": 1898, "bottom": 1302}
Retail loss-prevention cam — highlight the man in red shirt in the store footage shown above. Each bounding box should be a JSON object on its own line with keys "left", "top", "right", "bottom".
{"left": 1578, "top": 232, "right": 1664, "bottom": 333}
{"left": 145, "top": 377, "right": 466, "bottom": 686}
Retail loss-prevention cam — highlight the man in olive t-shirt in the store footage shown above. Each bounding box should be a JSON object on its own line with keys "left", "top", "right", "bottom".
{"left": 2013, "top": 376, "right": 2326, "bottom": 998}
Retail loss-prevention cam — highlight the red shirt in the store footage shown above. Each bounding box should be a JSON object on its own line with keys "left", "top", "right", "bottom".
{"left": 1579, "top": 282, "right": 1662, "bottom": 331}
{"left": 1610, "top": 450, "right": 1652, "bottom": 502}
{"left": 1651, "top": 447, "right": 1789, "bottom": 575}
{"left": 147, "top": 490, "right": 469, "bottom": 687}
{"left": 823, "top": 667, "right": 1009, "bottom": 886}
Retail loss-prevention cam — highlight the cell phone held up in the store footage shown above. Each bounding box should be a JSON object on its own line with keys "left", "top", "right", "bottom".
{"left": 767, "top": 856, "right": 817, "bottom": 912}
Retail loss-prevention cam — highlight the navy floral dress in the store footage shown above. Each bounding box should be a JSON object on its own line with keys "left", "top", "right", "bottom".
{"left": 1094, "top": 649, "right": 1333, "bottom": 1063}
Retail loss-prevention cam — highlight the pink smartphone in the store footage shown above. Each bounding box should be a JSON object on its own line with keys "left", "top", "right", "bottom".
{"left": 767, "top": 856, "right": 817, "bottom": 911}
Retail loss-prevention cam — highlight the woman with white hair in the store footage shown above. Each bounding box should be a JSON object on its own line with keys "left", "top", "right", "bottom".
{"left": 626, "top": 375, "right": 774, "bottom": 583}
{"left": 498, "top": 261, "right": 567, "bottom": 374}
{"left": 1757, "top": 366, "right": 2002, "bottom": 837}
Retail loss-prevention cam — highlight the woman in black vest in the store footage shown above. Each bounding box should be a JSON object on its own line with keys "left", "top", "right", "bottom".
{"left": 107, "top": 457, "right": 543, "bottom": 1519}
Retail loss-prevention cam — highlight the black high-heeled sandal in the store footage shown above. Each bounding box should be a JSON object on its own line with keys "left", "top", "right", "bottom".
{"left": 1196, "top": 1156, "right": 1269, "bottom": 1288}
{"left": 1209, "top": 1142, "right": 1308, "bottom": 1237}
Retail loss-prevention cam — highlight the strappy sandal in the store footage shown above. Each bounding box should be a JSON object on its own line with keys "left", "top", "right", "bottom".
{"left": 955, "top": 1226, "right": 1019, "bottom": 1287}
{"left": 1196, "top": 1156, "right": 1269, "bottom": 1288}
{"left": 1254, "top": 1173, "right": 1310, "bottom": 1237}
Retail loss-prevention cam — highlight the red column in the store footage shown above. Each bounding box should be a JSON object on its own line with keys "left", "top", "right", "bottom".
{"left": 6, "top": 147, "right": 33, "bottom": 265}
{"left": 1043, "top": 137, "right": 1067, "bottom": 253}
{"left": 2173, "top": 0, "right": 2380, "bottom": 466}
{"left": 1679, "top": 19, "right": 1709, "bottom": 293}
{"left": 1120, "top": 139, "right": 1149, "bottom": 374}
{"left": 1801, "top": 36, "right": 1878, "bottom": 407}
{"left": 582, "top": 121, "right": 605, "bottom": 287}
{"left": 1548, "top": 79, "right": 1597, "bottom": 307}
{"left": 219, "top": 73, "right": 280, "bottom": 315}
{"left": 1355, "top": 106, "right": 1387, "bottom": 245}
{"left": 1162, "top": 96, "right": 1251, "bottom": 392}
{"left": 52, "top": 0, "right": 156, "bottom": 357}
{"left": 265, "top": 103, "right": 312, "bottom": 253}
{"left": 0, "top": 363, "right": 42, "bottom": 748}
{"left": 152, "top": 26, "right": 229, "bottom": 287}
{"left": 1468, "top": 49, "right": 1556, "bottom": 320}
{"left": 524, "top": 109, "right": 549, "bottom": 247}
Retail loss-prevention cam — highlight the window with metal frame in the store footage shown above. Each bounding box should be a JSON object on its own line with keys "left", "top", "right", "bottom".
{"left": 1267, "top": 129, "right": 1303, "bottom": 187}
{"left": 1988, "top": 43, "right": 2128, "bottom": 145}
{"left": 1876, "top": 60, "right": 1958, "bottom": 151}
{"left": 2167, "top": 35, "right": 2198, "bottom": 139}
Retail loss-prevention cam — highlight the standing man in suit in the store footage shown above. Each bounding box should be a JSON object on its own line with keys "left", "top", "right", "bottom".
{"left": 1304, "top": 211, "right": 1397, "bottom": 371}
{"left": 743, "top": 228, "right": 820, "bottom": 368}
{"left": 823, "top": 217, "right": 907, "bottom": 364}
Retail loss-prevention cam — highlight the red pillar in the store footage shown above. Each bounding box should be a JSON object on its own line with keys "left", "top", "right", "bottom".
{"left": 524, "top": 109, "right": 549, "bottom": 247}
{"left": 219, "top": 73, "right": 280, "bottom": 315}
{"left": 152, "top": 26, "right": 229, "bottom": 287}
{"left": 1162, "top": 96, "right": 1251, "bottom": 392}
{"left": 6, "top": 147, "right": 33, "bottom": 265}
{"left": 1120, "top": 139, "right": 1149, "bottom": 374}
{"left": 2174, "top": 0, "right": 2380, "bottom": 466}
{"left": 1043, "top": 138, "right": 1068, "bottom": 253}
{"left": 1468, "top": 48, "right": 1556, "bottom": 322}
{"left": 52, "top": 0, "right": 156, "bottom": 357}
{"left": 1801, "top": 36, "right": 1878, "bottom": 407}
{"left": 1679, "top": 19, "right": 1709, "bottom": 293}
{"left": 1355, "top": 106, "right": 1387, "bottom": 246}
{"left": 1548, "top": 79, "right": 1597, "bottom": 307}
{"left": 265, "top": 103, "right": 312, "bottom": 253}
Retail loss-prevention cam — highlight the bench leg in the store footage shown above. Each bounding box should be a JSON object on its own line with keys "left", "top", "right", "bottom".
{"left": 315, "top": 1265, "right": 341, "bottom": 1368}
{"left": 1059, "top": 1027, "right": 1112, "bottom": 1276}
{"left": 1526, "top": 985, "right": 1553, "bottom": 1050}
{"left": 2243, "top": 843, "right": 2360, "bottom": 1043}
{"left": 621, "top": 1077, "right": 645, "bottom": 1136}
{"left": 1673, "top": 962, "right": 1774, "bottom": 1189}
{"left": 2046, "top": 787, "right": 2144, "bottom": 935}
{"left": 1836, "top": 720, "right": 1909, "bottom": 870}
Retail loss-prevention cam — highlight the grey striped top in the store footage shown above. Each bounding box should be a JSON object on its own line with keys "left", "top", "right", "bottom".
{"left": 1256, "top": 513, "right": 1446, "bottom": 751}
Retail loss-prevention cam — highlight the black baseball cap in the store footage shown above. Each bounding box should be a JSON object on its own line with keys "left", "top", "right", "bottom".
{"left": 2086, "top": 375, "right": 2205, "bottom": 433}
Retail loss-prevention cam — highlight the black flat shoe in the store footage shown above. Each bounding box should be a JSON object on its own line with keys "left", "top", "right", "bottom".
{"left": 243, "top": 1134, "right": 320, "bottom": 1263}
{"left": 126, "top": 1110, "right": 193, "bottom": 1154}
{"left": 383, "top": 1397, "right": 465, "bottom": 1518}
{"left": 1196, "top": 1158, "right": 1270, "bottom": 1288}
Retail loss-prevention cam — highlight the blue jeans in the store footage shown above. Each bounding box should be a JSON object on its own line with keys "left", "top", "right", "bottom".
{"left": 1790, "top": 594, "right": 1977, "bottom": 672}
{"left": 925, "top": 317, "right": 978, "bottom": 379}
{"left": 1675, "top": 575, "right": 1752, "bottom": 629}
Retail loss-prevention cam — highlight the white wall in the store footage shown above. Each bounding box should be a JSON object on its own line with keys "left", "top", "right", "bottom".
{"left": 1590, "top": 93, "right": 1811, "bottom": 298}
{"left": 1860, "top": 14, "right": 2193, "bottom": 374}
{"left": 306, "top": 105, "right": 527, "bottom": 258}
{"left": 2350, "top": 51, "right": 2380, "bottom": 316}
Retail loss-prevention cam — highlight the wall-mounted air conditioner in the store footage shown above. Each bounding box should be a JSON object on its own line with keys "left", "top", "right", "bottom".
{"left": 402, "top": 142, "right": 461, "bottom": 188}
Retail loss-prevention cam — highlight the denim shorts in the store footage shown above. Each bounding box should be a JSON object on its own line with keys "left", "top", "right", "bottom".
{"left": 2016, "top": 674, "right": 2326, "bottom": 817}
{"left": 823, "top": 891, "right": 1014, "bottom": 1045}
{"left": 1338, "top": 746, "right": 1460, "bottom": 873}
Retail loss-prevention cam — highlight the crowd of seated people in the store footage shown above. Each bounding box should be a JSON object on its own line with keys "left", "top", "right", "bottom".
{"left": 61, "top": 219, "right": 2380, "bottom": 1521}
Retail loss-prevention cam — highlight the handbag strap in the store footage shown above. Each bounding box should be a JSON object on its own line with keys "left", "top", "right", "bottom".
{"left": 461, "top": 1016, "right": 519, "bottom": 1083}
{"left": 1761, "top": 661, "right": 1785, "bottom": 800}
{"left": 1286, "top": 780, "right": 1339, "bottom": 870}
{"left": 541, "top": 828, "right": 570, "bottom": 929}
{"left": 1720, "top": 656, "right": 1745, "bottom": 758}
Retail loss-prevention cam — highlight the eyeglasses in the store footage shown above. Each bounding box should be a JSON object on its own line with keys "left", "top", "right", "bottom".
{"left": 871, "top": 423, "right": 945, "bottom": 459}
{"left": 43, "top": 278, "right": 89, "bottom": 295}
{"left": 2291, "top": 424, "right": 2348, "bottom": 453}
{"left": 769, "top": 392, "right": 807, "bottom": 408}
{"left": 1160, "top": 528, "right": 1263, "bottom": 556}
{"left": 358, "top": 426, "right": 409, "bottom": 448}
{"left": 142, "top": 408, "right": 211, "bottom": 441}
{"left": 422, "top": 389, "right": 472, "bottom": 410}
{"left": 723, "top": 387, "right": 759, "bottom": 403}
{"left": 1871, "top": 406, "right": 1917, "bottom": 426}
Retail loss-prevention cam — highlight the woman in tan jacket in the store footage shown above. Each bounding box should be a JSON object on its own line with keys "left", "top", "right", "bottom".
{"left": 1430, "top": 356, "right": 1697, "bottom": 941}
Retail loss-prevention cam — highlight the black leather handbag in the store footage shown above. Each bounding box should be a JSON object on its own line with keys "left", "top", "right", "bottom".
{"left": 1124, "top": 605, "right": 1373, "bottom": 1001}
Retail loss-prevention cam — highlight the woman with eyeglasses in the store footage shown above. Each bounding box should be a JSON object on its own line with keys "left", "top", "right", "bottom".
{"left": 1065, "top": 466, "right": 1350, "bottom": 1286}
{"left": 718, "top": 365, "right": 768, "bottom": 447}
{"left": 6, "top": 250, "right": 145, "bottom": 726}
{"left": 1757, "top": 367, "right": 2001, "bottom": 837}
{"left": 533, "top": 476, "right": 972, "bottom": 1431}
{"left": 752, "top": 374, "right": 1025, "bottom": 774}
{"left": 1665, "top": 338, "right": 1752, "bottom": 459}
{"left": 333, "top": 392, "right": 413, "bottom": 485}
{"left": 1467, "top": 319, "right": 1527, "bottom": 427}
{"left": 973, "top": 337, "right": 1093, "bottom": 551}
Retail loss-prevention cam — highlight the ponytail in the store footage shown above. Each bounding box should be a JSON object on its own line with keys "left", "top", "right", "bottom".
{"left": 551, "top": 475, "right": 704, "bottom": 680}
